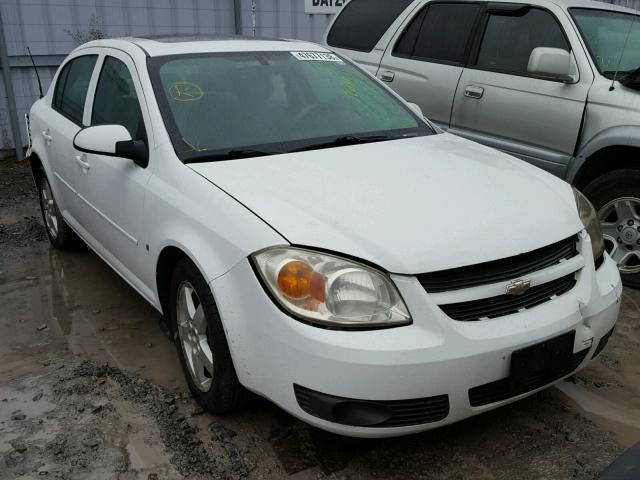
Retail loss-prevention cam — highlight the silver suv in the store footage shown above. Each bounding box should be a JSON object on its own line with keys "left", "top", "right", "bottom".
{"left": 324, "top": 0, "right": 640, "bottom": 287}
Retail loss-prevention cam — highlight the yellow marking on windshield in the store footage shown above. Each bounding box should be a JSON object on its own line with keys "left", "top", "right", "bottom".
{"left": 181, "top": 136, "right": 208, "bottom": 153}
{"left": 169, "top": 81, "right": 204, "bottom": 101}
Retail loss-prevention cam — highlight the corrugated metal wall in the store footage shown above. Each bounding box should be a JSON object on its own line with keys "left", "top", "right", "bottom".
{"left": 0, "top": 0, "right": 333, "bottom": 153}
{"left": 608, "top": 0, "right": 640, "bottom": 9}
{"left": 237, "top": 0, "right": 331, "bottom": 41}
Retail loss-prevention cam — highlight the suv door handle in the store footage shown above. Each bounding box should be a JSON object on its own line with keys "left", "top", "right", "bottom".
{"left": 42, "top": 130, "right": 53, "bottom": 143}
{"left": 75, "top": 154, "right": 90, "bottom": 171}
{"left": 464, "top": 86, "right": 484, "bottom": 99}
{"left": 380, "top": 70, "right": 395, "bottom": 82}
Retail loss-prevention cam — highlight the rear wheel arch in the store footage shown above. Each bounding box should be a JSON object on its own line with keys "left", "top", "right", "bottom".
{"left": 28, "top": 152, "right": 44, "bottom": 181}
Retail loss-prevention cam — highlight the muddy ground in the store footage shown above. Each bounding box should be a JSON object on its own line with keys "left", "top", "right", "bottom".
{"left": 1, "top": 157, "right": 639, "bottom": 480}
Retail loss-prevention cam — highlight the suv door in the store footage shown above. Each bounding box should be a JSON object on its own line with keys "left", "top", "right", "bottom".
{"left": 47, "top": 54, "right": 98, "bottom": 218}
{"left": 74, "top": 51, "right": 153, "bottom": 293}
{"left": 376, "top": 2, "right": 482, "bottom": 128}
{"left": 325, "top": 0, "right": 417, "bottom": 74}
{"left": 449, "top": 4, "right": 593, "bottom": 176}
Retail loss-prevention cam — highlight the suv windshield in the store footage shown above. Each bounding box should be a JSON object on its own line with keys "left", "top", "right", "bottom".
{"left": 571, "top": 8, "right": 640, "bottom": 79}
{"left": 148, "top": 51, "right": 432, "bottom": 162}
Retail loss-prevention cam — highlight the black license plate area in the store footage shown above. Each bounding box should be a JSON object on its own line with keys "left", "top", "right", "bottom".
{"left": 510, "top": 331, "right": 575, "bottom": 392}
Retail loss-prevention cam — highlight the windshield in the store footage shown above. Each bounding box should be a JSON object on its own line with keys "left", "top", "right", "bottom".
{"left": 148, "top": 51, "right": 432, "bottom": 162}
{"left": 571, "top": 8, "right": 640, "bottom": 79}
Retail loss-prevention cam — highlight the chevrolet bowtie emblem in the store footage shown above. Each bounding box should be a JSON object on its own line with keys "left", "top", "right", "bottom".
{"left": 505, "top": 279, "right": 531, "bottom": 296}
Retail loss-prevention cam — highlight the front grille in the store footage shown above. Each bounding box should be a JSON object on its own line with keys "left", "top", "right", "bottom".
{"left": 468, "top": 347, "right": 590, "bottom": 407}
{"left": 439, "top": 273, "right": 576, "bottom": 321}
{"left": 294, "top": 384, "right": 449, "bottom": 428}
{"left": 417, "top": 235, "right": 578, "bottom": 293}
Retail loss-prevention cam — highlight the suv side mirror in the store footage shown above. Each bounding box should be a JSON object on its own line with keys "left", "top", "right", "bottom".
{"left": 73, "top": 124, "right": 149, "bottom": 168}
{"left": 527, "top": 47, "right": 575, "bottom": 83}
{"left": 407, "top": 102, "right": 423, "bottom": 118}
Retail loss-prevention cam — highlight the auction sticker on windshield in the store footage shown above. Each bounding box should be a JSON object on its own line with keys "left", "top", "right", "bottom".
{"left": 291, "top": 51, "right": 343, "bottom": 62}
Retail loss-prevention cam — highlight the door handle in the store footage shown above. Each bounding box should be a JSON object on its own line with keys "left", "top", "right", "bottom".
{"left": 75, "top": 154, "right": 90, "bottom": 171}
{"left": 464, "top": 86, "right": 484, "bottom": 99}
{"left": 42, "top": 130, "right": 53, "bottom": 143}
{"left": 380, "top": 70, "right": 395, "bottom": 82}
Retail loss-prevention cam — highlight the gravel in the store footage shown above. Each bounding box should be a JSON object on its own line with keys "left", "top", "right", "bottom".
{"left": 61, "top": 361, "right": 256, "bottom": 479}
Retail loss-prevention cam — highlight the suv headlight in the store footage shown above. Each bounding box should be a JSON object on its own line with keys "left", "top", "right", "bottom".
{"left": 252, "top": 247, "right": 411, "bottom": 329}
{"left": 573, "top": 188, "right": 605, "bottom": 262}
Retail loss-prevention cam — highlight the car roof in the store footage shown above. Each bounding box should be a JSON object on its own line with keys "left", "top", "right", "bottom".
{"left": 441, "top": 0, "right": 639, "bottom": 13}
{"left": 547, "top": 0, "right": 638, "bottom": 13}
{"left": 78, "top": 35, "right": 330, "bottom": 58}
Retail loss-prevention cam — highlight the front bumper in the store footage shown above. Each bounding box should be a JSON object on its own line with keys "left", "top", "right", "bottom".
{"left": 211, "top": 241, "right": 621, "bottom": 438}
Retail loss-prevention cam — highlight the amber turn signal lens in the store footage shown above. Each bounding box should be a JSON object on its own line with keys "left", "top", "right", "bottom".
{"left": 277, "top": 261, "right": 326, "bottom": 302}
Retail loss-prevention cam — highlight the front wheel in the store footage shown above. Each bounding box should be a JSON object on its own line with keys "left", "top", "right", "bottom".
{"left": 169, "top": 258, "right": 246, "bottom": 413}
{"left": 583, "top": 169, "right": 640, "bottom": 288}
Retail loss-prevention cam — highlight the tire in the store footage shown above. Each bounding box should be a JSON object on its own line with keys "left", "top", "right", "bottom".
{"left": 583, "top": 168, "right": 640, "bottom": 289}
{"left": 36, "top": 167, "right": 84, "bottom": 250}
{"left": 169, "top": 257, "right": 246, "bottom": 413}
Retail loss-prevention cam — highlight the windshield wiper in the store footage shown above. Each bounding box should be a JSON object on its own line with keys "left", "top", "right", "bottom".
{"left": 603, "top": 69, "right": 635, "bottom": 79}
{"left": 622, "top": 66, "right": 640, "bottom": 79}
{"left": 184, "top": 149, "right": 278, "bottom": 164}
{"left": 289, "top": 134, "right": 399, "bottom": 153}
{"left": 619, "top": 66, "right": 640, "bottom": 90}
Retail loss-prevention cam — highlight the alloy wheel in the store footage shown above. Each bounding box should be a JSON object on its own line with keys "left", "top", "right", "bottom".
{"left": 40, "top": 177, "right": 59, "bottom": 239}
{"left": 599, "top": 196, "right": 640, "bottom": 274}
{"left": 176, "top": 281, "right": 214, "bottom": 392}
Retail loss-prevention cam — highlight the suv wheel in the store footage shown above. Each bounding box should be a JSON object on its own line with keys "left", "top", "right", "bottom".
{"left": 583, "top": 169, "right": 640, "bottom": 288}
{"left": 169, "top": 257, "right": 246, "bottom": 413}
{"left": 37, "top": 167, "right": 84, "bottom": 250}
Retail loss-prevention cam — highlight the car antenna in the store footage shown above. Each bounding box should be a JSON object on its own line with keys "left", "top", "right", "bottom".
{"left": 610, "top": 12, "right": 638, "bottom": 91}
{"left": 27, "top": 46, "right": 43, "bottom": 98}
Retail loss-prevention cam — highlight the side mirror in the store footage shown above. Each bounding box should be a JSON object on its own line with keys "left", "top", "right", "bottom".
{"left": 407, "top": 102, "right": 423, "bottom": 118}
{"left": 73, "top": 124, "right": 148, "bottom": 168}
{"left": 527, "top": 47, "right": 575, "bottom": 83}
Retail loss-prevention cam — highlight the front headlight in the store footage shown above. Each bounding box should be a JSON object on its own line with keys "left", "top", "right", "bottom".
{"left": 573, "top": 188, "right": 605, "bottom": 262}
{"left": 252, "top": 247, "right": 411, "bottom": 329}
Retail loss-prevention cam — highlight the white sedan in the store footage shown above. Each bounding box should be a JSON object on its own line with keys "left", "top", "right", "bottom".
{"left": 27, "top": 36, "right": 621, "bottom": 438}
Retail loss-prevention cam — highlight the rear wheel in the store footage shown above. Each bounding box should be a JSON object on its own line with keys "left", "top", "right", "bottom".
{"left": 170, "top": 258, "right": 246, "bottom": 413}
{"left": 583, "top": 169, "right": 640, "bottom": 288}
{"left": 36, "top": 168, "right": 83, "bottom": 250}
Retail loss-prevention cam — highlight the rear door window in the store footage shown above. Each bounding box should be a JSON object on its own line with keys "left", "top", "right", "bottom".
{"left": 394, "top": 7, "right": 427, "bottom": 57}
{"left": 327, "top": 0, "right": 414, "bottom": 52}
{"left": 408, "top": 3, "right": 481, "bottom": 64}
{"left": 475, "top": 8, "right": 570, "bottom": 75}
{"left": 52, "top": 55, "right": 98, "bottom": 125}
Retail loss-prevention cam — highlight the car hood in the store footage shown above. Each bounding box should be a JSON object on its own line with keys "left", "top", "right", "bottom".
{"left": 190, "top": 133, "right": 582, "bottom": 274}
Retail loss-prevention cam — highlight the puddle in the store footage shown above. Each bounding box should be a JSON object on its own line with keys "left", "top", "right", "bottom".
{"left": 556, "top": 381, "right": 640, "bottom": 448}
{"left": 0, "top": 385, "right": 55, "bottom": 427}
{"left": 125, "top": 430, "right": 168, "bottom": 471}
{"left": 556, "top": 382, "right": 640, "bottom": 430}
{"left": 0, "top": 245, "right": 185, "bottom": 392}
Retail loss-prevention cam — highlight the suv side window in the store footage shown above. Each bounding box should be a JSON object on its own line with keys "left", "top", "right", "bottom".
{"left": 394, "top": 3, "right": 481, "bottom": 64}
{"left": 327, "top": 0, "right": 414, "bottom": 52}
{"left": 476, "top": 8, "right": 570, "bottom": 75}
{"left": 394, "top": 7, "right": 427, "bottom": 57}
{"left": 52, "top": 55, "right": 98, "bottom": 125}
{"left": 91, "top": 56, "right": 144, "bottom": 139}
